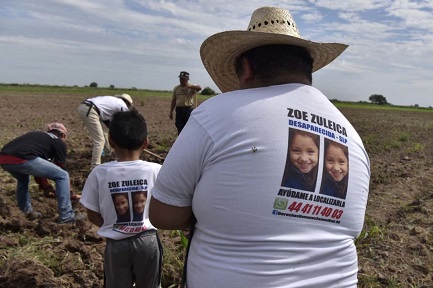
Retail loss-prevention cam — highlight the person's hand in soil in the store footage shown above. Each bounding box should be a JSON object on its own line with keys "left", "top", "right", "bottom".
{"left": 35, "top": 177, "right": 56, "bottom": 198}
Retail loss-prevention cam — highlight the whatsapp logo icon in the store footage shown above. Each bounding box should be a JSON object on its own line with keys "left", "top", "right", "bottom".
{"left": 273, "top": 198, "right": 288, "bottom": 210}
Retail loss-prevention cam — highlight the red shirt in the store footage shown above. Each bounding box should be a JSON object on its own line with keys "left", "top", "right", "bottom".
{"left": 0, "top": 154, "right": 27, "bottom": 165}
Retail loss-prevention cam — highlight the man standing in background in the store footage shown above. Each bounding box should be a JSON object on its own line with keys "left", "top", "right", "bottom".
{"left": 169, "top": 71, "right": 201, "bottom": 135}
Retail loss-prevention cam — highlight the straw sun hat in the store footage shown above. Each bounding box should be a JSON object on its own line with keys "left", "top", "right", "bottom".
{"left": 200, "top": 6, "right": 348, "bottom": 93}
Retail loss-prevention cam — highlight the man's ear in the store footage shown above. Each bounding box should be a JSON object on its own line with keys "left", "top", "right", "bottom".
{"left": 239, "top": 57, "right": 254, "bottom": 88}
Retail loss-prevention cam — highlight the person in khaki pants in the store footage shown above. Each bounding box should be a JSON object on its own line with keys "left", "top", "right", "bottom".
{"left": 77, "top": 94, "right": 133, "bottom": 170}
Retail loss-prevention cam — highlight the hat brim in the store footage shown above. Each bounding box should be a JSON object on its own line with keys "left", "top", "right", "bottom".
{"left": 200, "top": 31, "right": 348, "bottom": 93}
{"left": 115, "top": 94, "right": 133, "bottom": 105}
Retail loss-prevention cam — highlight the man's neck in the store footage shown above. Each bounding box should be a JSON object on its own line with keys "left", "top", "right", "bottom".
{"left": 245, "top": 75, "right": 311, "bottom": 89}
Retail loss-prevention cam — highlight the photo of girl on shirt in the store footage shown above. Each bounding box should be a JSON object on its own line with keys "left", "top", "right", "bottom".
{"left": 281, "top": 128, "right": 320, "bottom": 192}
{"left": 132, "top": 191, "right": 146, "bottom": 221}
{"left": 319, "top": 138, "right": 349, "bottom": 199}
{"left": 112, "top": 192, "right": 131, "bottom": 223}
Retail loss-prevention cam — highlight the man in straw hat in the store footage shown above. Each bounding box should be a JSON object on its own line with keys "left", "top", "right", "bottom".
{"left": 77, "top": 94, "right": 133, "bottom": 170}
{"left": 0, "top": 123, "right": 79, "bottom": 223}
{"left": 150, "top": 6, "right": 370, "bottom": 287}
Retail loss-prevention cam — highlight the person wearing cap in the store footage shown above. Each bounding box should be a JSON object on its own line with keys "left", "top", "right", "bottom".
{"left": 169, "top": 71, "right": 201, "bottom": 135}
{"left": 77, "top": 94, "right": 133, "bottom": 169}
{"left": 0, "top": 123, "right": 77, "bottom": 223}
{"left": 150, "top": 6, "right": 370, "bottom": 288}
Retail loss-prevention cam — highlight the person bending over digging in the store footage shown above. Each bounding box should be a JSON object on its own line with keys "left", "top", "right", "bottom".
{"left": 0, "top": 123, "right": 79, "bottom": 223}
{"left": 77, "top": 93, "right": 133, "bottom": 170}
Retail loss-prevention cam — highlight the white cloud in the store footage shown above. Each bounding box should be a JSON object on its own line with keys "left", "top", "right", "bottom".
{"left": 309, "top": 0, "right": 388, "bottom": 11}
{"left": 301, "top": 10, "right": 323, "bottom": 22}
{"left": 386, "top": 0, "right": 433, "bottom": 30}
{"left": 0, "top": 0, "right": 432, "bottom": 107}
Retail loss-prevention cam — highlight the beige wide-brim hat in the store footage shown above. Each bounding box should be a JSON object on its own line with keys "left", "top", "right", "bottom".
{"left": 200, "top": 6, "right": 348, "bottom": 93}
{"left": 115, "top": 93, "right": 133, "bottom": 105}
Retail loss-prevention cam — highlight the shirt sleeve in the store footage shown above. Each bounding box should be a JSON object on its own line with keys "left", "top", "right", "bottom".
{"left": 151, "top": 117, "right": 213, "bottom": 207}
{"left": 79, "top": 170, "right": 101, "bottom": 213}
{"left": 171, "top": 86, "right": 177, "bottom": 101}
{"left": 52, "top": 139, "right": 67, "bottom": 166}
{"left": 187, "top": 85, "right": 197, "bottom": 97}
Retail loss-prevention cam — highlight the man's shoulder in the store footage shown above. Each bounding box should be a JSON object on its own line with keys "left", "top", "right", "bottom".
{"left": 90, "top": 95, "right": 112, "bottom": 99}
{"left": 25, "top": 131, "right": 46, "bottom": 137}
{"left": 40, "top": 132, "right": 65, "bottom": 145}
{"left": 91, "top": 95, "right": 119, "bottom": 105}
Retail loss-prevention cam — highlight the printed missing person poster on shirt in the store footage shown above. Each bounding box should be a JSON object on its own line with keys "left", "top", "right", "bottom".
{"left": 109, "top": 178, "right": 149, "bottom": 234}
{"left": 273, "top": 108, "right": 349, "bottom": 224}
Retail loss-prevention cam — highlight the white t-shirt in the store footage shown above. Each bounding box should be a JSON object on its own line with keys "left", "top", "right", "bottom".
{"left": 80, "top": 160, "right": 161, "bottom": 240}
{"left": 88, "top": 96, "right": 129, "bottom": 121}
{"left": 151, "top": 84, "right": 370, "bottom": 288}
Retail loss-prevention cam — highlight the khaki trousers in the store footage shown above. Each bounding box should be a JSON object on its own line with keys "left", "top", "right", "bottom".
{"left": 77, "top": 104, "right": 111, "bottom": 168}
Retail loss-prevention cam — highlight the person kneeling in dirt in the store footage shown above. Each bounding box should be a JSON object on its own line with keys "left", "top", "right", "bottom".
{"left": 0, "top": 123, "right": 78, "bottom": 223}
{"left": 80, "top": 109, "right": 163, "bottom": 288}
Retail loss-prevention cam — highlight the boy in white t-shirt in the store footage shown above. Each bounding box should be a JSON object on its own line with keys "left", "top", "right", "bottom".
{"left": 80, "top": 109, "right": 162, "bottom": 288}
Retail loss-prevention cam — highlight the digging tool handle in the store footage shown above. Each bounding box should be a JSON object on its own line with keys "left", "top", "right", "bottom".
{"left": 142, "top": 148, "right": 165, "bottom": 161}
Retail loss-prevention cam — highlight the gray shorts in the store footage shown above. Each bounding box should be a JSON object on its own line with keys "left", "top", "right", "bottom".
{"left": 104, "top": 230, "right": 163, "bottom": 288}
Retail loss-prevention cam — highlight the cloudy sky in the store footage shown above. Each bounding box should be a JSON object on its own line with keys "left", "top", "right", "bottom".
{"left": 1, "top": 0, "right": 432, "bottom": 107}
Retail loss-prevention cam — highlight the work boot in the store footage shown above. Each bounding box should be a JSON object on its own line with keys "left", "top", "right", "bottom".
{"left": 25, "top": 211, "right": 43, "bottom": 220}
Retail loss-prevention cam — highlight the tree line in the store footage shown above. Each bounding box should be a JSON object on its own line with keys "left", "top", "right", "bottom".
{"left": 369, "top": 94, "right": 389, "bottom": 105}
{"left": 89, "top": 82, "right": 216, "bottom": 95}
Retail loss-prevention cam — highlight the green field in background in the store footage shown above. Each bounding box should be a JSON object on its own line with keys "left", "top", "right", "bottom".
{"left": 1, "top": 83, "right": 431, "bottom": 112}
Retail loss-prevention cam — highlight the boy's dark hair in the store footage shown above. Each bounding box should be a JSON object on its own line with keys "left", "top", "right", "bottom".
{"left": 235, "top": 44, "right": 313, "bottom": 84}
{"left": 109, "top": 109, "right": 147, "bottom": 150}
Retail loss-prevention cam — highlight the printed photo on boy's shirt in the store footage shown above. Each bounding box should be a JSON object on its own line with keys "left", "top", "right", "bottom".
{"left": 112, "top": 192, "right": 131, "bottom": 223}
{"left": 319, "top": 138, "right": 349, "bottom": 199}
{"left": 281, "top": 128, "right": 320, "bottom": 192}
{"left": 132, "top": 191, "right": 146, "bottom": 222}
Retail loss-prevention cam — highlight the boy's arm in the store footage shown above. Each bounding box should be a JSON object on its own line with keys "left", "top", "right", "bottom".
{"left": 86, "top": 208, "right": 104, "bottom": 227}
